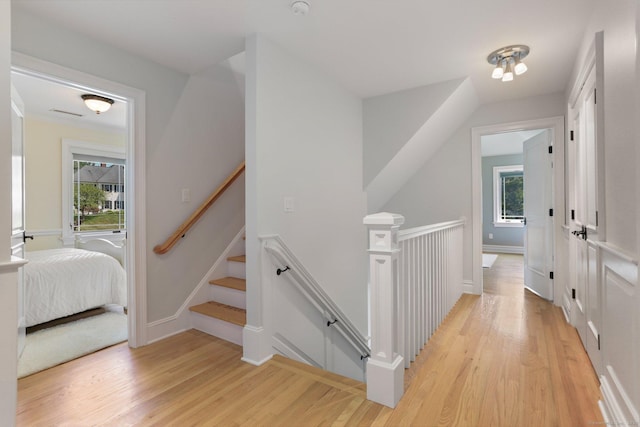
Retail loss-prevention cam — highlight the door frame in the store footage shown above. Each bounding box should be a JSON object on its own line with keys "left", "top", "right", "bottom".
{"left": 471, "top": 116, "right": 565, "bottom": 303}
{"left": 11, "top": 52, "right": 148, "bottom": 347}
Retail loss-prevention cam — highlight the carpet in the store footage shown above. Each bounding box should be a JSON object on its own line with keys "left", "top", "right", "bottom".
{"left": 482, "top": 253, "right": 498, "bottom": 268}
{"left": 18, "top": 311, "right": 127, "bottom": 378}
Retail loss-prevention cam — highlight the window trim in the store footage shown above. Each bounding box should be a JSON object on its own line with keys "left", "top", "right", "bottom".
{"left": 493, "top": 164, "right": 524, "bottom": 228}
{"left": 61, "top": 139, "right": 126, "bottom": 246}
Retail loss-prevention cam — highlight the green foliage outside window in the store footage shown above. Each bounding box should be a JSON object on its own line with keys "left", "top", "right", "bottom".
{"left": 501, "top": 175, "right": 524, "bottom": 220}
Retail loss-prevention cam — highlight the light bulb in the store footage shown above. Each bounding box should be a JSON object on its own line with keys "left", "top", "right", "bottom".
{"left": 502, "top": 61, "right": 514, "bottom": 82}
{"left": 491, "top": 61, "right": 504, "bottom": 79}
{"left": 514, "top": 57, "right": 528, "bottom": 75}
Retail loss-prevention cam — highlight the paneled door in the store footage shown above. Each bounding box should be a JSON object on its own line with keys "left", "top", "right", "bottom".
{"left": 523, "top": 130, "right": 553, "bottom": 300}
{"left": 11, "top": 85, "right": 27, "bottom": 358}
{"left": 568, "top": 59, "right": 602, "bottom": 375}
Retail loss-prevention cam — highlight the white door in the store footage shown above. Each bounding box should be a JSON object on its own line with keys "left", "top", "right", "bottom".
{"left": 569, "top": 65, "right": 602, "bottom": 374}
{"left": 523, "top": 130, "right": 553, "bottom": 300}
{"left": 11, "top": 86, "right": 27, "bottom": 357}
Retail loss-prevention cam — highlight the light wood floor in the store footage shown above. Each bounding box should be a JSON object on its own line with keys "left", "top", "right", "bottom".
{"left": 17, "top": 254, "right": 602, "bottom": 426}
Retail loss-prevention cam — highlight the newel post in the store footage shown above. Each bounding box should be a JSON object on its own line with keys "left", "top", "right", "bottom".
{"left": 363, "top": 212, "right": 405, "bottom": 408}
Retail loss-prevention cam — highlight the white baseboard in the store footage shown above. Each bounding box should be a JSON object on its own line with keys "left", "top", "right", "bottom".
{"left": 272, "top": 333, "right": 321, "bottom": 368}
{"left": 241, "top": 354, "right": 273, "bottom": 366}
{"left": 145, "top": 226, "right": 246, "bottom": 344}
{"left": 462, "top": 280, "right": 477, "bottom": 294}
{"left": 146, "top": 317, "right": 190, "bottom": 345}
{"left": 482, "top": 244, "right": 524, "bottom": 254}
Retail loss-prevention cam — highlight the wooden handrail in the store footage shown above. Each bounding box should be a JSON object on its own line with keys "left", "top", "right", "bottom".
{"left": 153, "top": 161, "right": 245, "bottom": 255}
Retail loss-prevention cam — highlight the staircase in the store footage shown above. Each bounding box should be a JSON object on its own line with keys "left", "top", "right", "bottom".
{"left": 189, "top": 251, "right": 246, "bottom": 346}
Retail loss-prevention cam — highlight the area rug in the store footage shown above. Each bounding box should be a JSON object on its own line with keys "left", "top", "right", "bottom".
{"left": 482, "top": 253, "right": 498, "bottom": 268}
{"left": 18, "top": 311, "right": 127, "bottom": 378}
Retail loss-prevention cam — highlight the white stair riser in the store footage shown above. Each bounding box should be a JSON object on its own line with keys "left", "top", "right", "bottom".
{"left": 228, "top": 261, "right": 246, "bottom": 279}
{"left": 191, "top": 311, "right": 243, "bottom": 346}
{"left": 210, "top": 285, "right": 246, "bottom": 310}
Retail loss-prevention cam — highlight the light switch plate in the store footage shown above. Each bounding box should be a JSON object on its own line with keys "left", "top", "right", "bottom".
{"left": 284, "top": 196, "right": 294, "bottom": 212}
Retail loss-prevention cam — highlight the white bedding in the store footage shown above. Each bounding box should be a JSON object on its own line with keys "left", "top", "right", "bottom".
{"left": 24, "top": 248, "right": 127, "bottom": 327}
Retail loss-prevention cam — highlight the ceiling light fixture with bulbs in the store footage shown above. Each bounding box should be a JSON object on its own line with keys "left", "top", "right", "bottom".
{"left": 81, "top": 94, "right": 114, "bottom": 114}
{"left": 291, "top": 0, "right": 310, "bottom": 16}
{"left": 487, "top": 45, "right": 529, "bottom": 82}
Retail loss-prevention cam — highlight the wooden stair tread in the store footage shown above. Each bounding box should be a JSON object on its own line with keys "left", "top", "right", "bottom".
{"left": 209, "top": 276, "right": 246, "bottom": 291}
{"left": 269, "top": 355, "right": 366, "bottom": 396}
{"left": 227, "top": 255, "right": 246, "bottom": 263}
{"left": 189, "top": 302, "right": 246, "bottom": 326}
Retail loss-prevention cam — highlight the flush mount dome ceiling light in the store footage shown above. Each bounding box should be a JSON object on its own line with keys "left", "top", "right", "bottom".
{"left": 81, "top": 94, "right": 114, "bottom": 114}
{"left": 291, "top": 0, "right": 310, "bottom": 16}
{"left": 487, "top": 45, "right": 529, "bottom": 82}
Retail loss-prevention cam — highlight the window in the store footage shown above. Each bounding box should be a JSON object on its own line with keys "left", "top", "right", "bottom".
{"left": 493, "top": 165, "right": 524, "bottom": 227}
{"left": 62, "top": 140, "right": 126, "bottom": 245}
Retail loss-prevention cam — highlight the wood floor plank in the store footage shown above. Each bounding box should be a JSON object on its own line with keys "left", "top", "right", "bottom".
{"left": 17, "top": 254, "right": 602, "bottom": 426}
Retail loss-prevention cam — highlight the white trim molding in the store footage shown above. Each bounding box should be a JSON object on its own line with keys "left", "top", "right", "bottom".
{"left": 598, "top": 245, "right": 639, "bottom": 425}
{"left": 462, "top": 280, "right": 475, "bottom": 294}
{"left": 482, "top": 244, "right": 524, "bottom": 254}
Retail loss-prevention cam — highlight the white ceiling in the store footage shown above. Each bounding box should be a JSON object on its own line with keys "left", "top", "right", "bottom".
{"left": 12, "top": 71, "right": 127, "bottom": 131}
{"left": 13, "top": 0, "right": 596, "bottom": 105}
{"left": 481, "top": 130, "right": 546, "bottom": 157}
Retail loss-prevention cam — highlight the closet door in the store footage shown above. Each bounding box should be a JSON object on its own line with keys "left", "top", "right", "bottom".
{"left": 568, "top": 59, "right": 602, "bottom": 375}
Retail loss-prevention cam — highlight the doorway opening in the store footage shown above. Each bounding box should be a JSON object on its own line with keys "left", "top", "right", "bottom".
{"left": 11, "top": 53, "right": 147, "bottom": 376}
{"left": 480, "top": 128, "right": 552, "bottom": 299}
{"left": 471, "top": 117, "right": 565, "bottom": 303}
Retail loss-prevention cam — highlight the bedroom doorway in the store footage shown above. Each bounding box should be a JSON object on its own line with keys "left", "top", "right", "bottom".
{"left": 11, "top": 54, "right": 147, "bottom": 373}
{"left": 471, "top": 116, "right": 565, "bottom": 303}
{"left": 480, "top": 128, "right": 553, "bottom": 299}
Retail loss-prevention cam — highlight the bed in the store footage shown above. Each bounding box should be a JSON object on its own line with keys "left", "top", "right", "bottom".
{"left": 24, "top": 242, "right": 127, "bottom": 327}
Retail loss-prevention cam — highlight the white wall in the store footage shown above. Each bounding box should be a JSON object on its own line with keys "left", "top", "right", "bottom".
{"left": 145, "top": 61, "right": 245, "bottom": 321}
{"left": 363, "top": 78, "right": 464, "bottom": 186}
{"left": 382, "top": 92, "right": 565, "bottom": 282}
{"left": 12, "top": 9, "right": 246, "bottom": 323}
{"left": 246, "top": 35, "right": 368, "bottom": 334}
{"left": 24, "top": 118, "right": 125, "bottom": 251}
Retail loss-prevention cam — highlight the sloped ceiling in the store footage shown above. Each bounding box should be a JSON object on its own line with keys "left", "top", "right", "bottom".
{"left": 13, "top": 0, "right": 596, "bottom": 104}
{"left": 365, "top": 78, "right": 479, "bottom": 211}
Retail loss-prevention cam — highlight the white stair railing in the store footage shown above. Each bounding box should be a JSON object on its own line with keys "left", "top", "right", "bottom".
{"left": 397, "top": 218, "right": 465, "bottom": 368}
{"left": 363, "top": 213, "right": 465, "bottom": 408}
{"left": 261, "top": 235, "right": 370, "bottom": 361}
